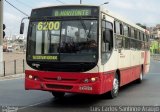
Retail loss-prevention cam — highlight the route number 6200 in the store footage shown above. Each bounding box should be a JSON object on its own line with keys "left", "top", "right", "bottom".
{"left": 37, "top": 21, "right": 60, "bottom": 31}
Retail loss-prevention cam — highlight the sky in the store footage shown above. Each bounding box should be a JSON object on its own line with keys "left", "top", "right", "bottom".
{"left": 3, "top": 0, "right": 160, "bottom": 37}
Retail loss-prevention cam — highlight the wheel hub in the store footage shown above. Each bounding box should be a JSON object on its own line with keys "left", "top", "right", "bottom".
{"left": 113, "top": 78, "right": 119, "bottom": 94}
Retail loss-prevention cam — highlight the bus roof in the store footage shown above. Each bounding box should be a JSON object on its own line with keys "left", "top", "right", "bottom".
{"left": 32, "top": 4, "right": 99, "bottom": 10}
{"left": 100, "top": 7, "right": 146, "bottom": 32}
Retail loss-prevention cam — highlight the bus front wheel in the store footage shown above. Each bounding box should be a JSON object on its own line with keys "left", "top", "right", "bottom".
{"left": 105, "top": 73, "right": 119, "bottom": 99}
{"left": 52, "top": 92, "right": 65, "bottom": 98}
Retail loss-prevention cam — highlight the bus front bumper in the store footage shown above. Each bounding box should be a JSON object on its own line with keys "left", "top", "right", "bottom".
{"left": 25, "top": 70, "right": 104, "bottom": 95}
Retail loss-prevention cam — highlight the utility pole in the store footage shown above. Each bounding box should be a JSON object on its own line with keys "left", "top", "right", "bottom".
{"left": 80, "top": 0, "right": 82, "bottom": 4}
{"left": 0, "top": 0, "right": 3, "bottom": 45}
{"left": 0, "top": 0, "right": 3, "bottom": 76}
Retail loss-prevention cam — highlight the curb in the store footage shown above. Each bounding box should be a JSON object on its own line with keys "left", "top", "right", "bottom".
{"left": 0, "top": 73, "right": 24, "bottom": 81}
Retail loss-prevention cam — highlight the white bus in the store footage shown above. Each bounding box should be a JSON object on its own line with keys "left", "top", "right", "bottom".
{"left": 20, "top": 5, "right": 150, "bottom": 98}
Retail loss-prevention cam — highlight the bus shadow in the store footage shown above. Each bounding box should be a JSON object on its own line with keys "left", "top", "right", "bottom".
{"left": 37, "top": 93, "right": 104, "bottom": 108}
{"left": 119, "top": 78, "right": 148, "bottom": 92}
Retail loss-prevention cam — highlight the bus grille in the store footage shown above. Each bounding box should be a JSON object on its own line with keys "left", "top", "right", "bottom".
{"left": 46, "top": 84, "right": 73, "bottom": 90}
{"left": 44, "top": 78, "right": 77, "bottom": 81}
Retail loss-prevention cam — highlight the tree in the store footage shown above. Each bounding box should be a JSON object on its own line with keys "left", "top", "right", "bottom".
{"left": 136, "top": 23, "right": 147, "bottom": 29}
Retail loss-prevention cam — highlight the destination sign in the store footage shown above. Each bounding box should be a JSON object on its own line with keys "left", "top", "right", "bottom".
{"left": 31, "top": 6, "right": 99, "bottom": 18}
{"left": 53, "top": 9, "right": 91, "bottom": 17}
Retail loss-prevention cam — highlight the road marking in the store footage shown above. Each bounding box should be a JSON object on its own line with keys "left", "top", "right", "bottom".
{"left": 18, "top": 99, "right": 51, "bottom": 110}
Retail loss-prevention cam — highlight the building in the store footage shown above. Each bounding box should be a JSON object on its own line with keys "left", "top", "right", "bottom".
{"left": 148, "top": 24, "right": 160, "bottom": 39}
{"left": 3, "top": 35, "right": 26, "bottom": 52}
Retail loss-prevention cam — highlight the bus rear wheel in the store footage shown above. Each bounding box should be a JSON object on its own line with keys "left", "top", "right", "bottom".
{"left": 136, "top": 69, "right": 143, "bottom": 83}
{"left": 107, "top": 74, "right": 119, "bottom": 99}
{"left": 52, "top": 92, "right": 65, "bottom": 98}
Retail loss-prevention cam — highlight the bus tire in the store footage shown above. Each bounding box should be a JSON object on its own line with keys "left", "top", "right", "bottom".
{"left": 136, "top": 69, "right": 143, "bottom": 83}
{"left": 107, "top": 73, "right": 119, "bottom": 99}
{"left": 52, "top": 92, "right": 65, "bottom": 98}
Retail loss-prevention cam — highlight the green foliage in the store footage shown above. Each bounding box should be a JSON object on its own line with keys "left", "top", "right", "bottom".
{"left": 136, "top": 23, "right": 147, "bottom": 29}
{"left": 150, "top": 41, "right": 160, "bottom": 54}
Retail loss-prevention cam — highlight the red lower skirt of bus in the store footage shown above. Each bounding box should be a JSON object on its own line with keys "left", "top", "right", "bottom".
{"left": 25, "top": 70, "right": 114, "bottom": 95}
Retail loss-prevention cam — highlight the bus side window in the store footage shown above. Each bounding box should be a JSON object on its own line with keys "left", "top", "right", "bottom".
{"left": 128, "top": 27, "right": 131, "bottom": 37}
{"left": 134, "top": 30, "right": 137, "bottom": 39}
{"left": 102, "top": 21, "right": 113, "bottom": 51}
{"left": 114, "top": 21, "right": 120, "bottom": 35}
{"left": 120, "top": 24, "right": 123, "bottom": 35}
{"left": 101, "top": 20, "right": 113, "bottom": 64}
{"left": 137, "top": 31, "right": 139, "bottom": 40}
{"left": 131, "top": 28, "right": 134, "bottom": 38}
{"left": 115, "top": 21, "right": 123, "bottom": 49}
{"left": 123, "top": 24, "right": 130, "bottom": 49}
{"left": 140, "top": 32, "right": 143, "bottom": 41}
{"left": 124, "top": 25, "right": 128, "bottom": 36}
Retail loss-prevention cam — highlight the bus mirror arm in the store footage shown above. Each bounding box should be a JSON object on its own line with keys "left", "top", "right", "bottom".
{"left": 20, "top": 17, "right": 30, "bottom": 34}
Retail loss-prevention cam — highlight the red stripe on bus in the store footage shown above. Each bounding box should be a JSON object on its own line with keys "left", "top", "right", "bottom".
{"left": 25, "top": 64, "right": 144, "bottom": 95}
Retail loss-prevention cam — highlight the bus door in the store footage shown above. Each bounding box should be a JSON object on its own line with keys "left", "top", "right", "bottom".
{"left": 116, "top": 36, "right": 131, "bottom": 85}
{"left": 130, "top": 38, "right": 141, "bottom": 80}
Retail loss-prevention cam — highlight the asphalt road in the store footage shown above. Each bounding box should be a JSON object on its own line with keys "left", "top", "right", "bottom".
{"left": 0, "top": 59, "right": 160, "bottom": 112}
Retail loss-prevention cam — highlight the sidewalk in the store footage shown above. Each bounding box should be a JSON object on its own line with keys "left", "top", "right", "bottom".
{"left": 0, "top": 73, "right": 24, "bottom": 81}
{"left": 152, "top": 55, "right": 160, "bottom": 61}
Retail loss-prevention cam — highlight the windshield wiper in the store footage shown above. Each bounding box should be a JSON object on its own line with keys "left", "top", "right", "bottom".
{"left": 87, "top": 22, "right": 94, "bottom": 38}
{"left": 80, "top": 19, "right": 88, "bottom": 37}
{"left": 80, "top": 19, "right": 94, "bottom": 39}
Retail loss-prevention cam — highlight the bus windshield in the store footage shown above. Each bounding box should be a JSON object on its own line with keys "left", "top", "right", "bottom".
{"left": 27, "top": 19, "right": 98, "bottom": 63}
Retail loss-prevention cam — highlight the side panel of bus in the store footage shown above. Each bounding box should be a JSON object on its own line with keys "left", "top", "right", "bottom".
{"left": 101, "top": 11, "right": 150, "bottom": 90}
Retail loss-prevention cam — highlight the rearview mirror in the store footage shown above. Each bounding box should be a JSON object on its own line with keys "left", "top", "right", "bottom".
{"left": 19, "top": 17, "right": 30, "bottom": 34}
{"left": 20, "top": 22, "right": 24, "bottom": 34}
{"left": 103, "top": 29, "right": 112, "bottom": 43}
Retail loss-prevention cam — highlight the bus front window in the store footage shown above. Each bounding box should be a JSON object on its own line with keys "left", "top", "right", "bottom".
{"left": 27, "top": 20, "right": 98, "bottom": 63}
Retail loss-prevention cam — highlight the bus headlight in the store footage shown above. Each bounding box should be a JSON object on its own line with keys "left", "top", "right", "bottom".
{"left": 28, "top": 75, "right": 33, "bottom": 79}
{"left": 28, "top": 75, "right": 39, "bottom": 81}
{"left": 83, "top": 77, "right": 98, "bottom": 83}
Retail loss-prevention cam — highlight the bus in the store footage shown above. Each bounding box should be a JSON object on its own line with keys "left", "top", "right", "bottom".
{"left": 20, "top": 5, "right": 150, "bottom": 99}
